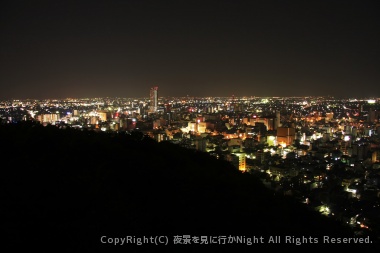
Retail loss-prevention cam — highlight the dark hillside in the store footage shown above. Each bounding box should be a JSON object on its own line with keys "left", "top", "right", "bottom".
{"left": 1, "top": 122, "right": 374, "bottom": 251}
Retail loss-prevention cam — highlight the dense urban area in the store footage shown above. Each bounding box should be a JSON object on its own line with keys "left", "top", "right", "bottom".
{"left": 2, "top": 89, "right": 380, "bottom": 241}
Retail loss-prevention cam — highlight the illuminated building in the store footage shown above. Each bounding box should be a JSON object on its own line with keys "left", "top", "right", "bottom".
{"left": 325, "top": 112, "right": 334, "bottom": 122}
{"left": 188, "top": 121, "right": 197, "bottom": 132}
{"left": 267, "top": 135, "right": 277, "bottom": 146}
{"left": 90, "top": 116, "right": 98, "bottom": 125}
{"left": 225, "top": 153, "right": 246, "bottom": 171}
{"left": 197, "top": 122, "right": 207, "bottom": 133}
{"left": 277, "top": 127, "right": 295, "bottom": 146}
{"left": 97, "top": 111, "right": 108, "bottom": 122}
{"left": 38, "top": 113, "right": 60, "bottom": 124}
{"left": 372, "top": 150, "right": 380, "bottom": 163}
{"left": 149, "top": 86, "right": 158, "bottom": 113}
{"left": 235, "top": 153, "right": 246, "bottom": 171}
{"left": 154, "top": 131, "right": 168, "bottom": 142}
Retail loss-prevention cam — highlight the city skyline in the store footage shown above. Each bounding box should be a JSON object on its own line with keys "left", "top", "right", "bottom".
{"left": 1, "top": 0, "right": 379, "bottom": 100}
{"left": 2, "top": 82, "right": 380, "bottom": 247}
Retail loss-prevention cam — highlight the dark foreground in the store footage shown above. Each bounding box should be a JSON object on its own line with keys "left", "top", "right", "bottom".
{"left": 2, "top": 122, "right": 377, "bottom": 251}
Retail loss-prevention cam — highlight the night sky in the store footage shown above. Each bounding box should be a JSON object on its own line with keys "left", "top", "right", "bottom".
{"left": 1, "top": 0, "right": 379, "bottom": 99}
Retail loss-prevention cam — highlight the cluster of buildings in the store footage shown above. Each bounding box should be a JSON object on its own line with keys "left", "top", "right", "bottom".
{"left": 1, "top": 88, "right": 380, "bottom": 239}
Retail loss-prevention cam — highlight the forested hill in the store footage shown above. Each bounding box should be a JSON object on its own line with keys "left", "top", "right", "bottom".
{"left": 1, "top": 122, "right": 370, "bottom": 251}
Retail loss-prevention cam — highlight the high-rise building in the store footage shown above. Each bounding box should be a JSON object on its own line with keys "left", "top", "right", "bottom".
{"left": 149, "top": 86, "right": 158, "bottom": 113}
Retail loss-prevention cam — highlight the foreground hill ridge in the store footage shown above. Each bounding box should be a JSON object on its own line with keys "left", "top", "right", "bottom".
{"left": 2, "top": 121, "right": 372, "bottom": 251}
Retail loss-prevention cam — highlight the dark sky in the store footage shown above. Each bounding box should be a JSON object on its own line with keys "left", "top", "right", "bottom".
{"left": 1, "top": 0, "right": 379, "bottom": 99}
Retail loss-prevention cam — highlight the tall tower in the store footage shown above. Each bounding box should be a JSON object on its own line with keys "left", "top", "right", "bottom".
{"left": 149, "top": 86, "right": 158, "bottom": 113}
